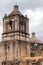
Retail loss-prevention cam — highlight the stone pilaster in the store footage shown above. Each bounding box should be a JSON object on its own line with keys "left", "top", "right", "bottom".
{"left": 18, "top": 41, "right": 21, "bottom": 58}
{"left": 27, "top": 43, "right": 30, "bottom": 57}
{"left": 15, "top": 41, "right": 18, "bottom": 59}
{"left": 7, "top": 42, "right": 13, "bottom": 61}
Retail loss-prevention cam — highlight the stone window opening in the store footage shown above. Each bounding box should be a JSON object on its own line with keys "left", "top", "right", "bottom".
{"left": 9, "top": 21, "right": 12, "bottom": 30}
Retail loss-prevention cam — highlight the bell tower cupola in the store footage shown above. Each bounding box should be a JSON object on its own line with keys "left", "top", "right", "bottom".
{"left": 14, "top": 4, "right": 19, "bottom": 11}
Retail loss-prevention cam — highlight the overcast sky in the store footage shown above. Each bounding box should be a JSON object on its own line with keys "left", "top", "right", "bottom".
{"left": 0, "top": 0, "right": 43, "bottom": 41}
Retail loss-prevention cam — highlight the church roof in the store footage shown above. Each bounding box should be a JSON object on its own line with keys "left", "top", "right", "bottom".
{"left": 30, "top": 32, "right": 43, "bottom": 44}
{"left": 8, "top": 5, "right": 24, "bottom": 17}
{"left": 8, "top": 10, "right": 24, "bottom": 17}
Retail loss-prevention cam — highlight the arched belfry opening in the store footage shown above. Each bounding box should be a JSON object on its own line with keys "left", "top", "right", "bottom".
{"left": 9, "top": 20, "right": 12, "bottom": 30}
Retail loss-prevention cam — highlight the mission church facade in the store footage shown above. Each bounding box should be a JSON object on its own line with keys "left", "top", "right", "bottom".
{"left": 0, "top": 5, "right": 43, "bottom": 65}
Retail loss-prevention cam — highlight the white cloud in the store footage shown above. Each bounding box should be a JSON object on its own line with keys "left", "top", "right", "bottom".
{"left": 23, "top": 8, "right": 43, "bottom": 41}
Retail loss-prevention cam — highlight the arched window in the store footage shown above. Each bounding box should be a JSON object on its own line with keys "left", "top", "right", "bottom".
{"left": 6, "top": 20, "right": 12, "bottom": 32}
{"left": 9, "top": 21, "right": 12, "bottom": 30}
{"left": 20, "top": 21, "right": 26, "bottom": 33}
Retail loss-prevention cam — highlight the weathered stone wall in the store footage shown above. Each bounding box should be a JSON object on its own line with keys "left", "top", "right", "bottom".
{"left": 0, "top": 42, "right": 5, "bottom": 65}
{"left": 7, "top": 42, "right": 14, "bottom": 61}
{"left": 13, "top": 41, "right": 30, "bottom": 59}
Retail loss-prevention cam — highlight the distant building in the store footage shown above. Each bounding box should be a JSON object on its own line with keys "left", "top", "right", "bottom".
{"left": 0, "top": 4, "right": 43, "bottom": 65}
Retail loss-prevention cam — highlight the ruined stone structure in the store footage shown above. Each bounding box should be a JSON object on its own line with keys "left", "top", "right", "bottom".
{"left": 0, "top": 5, "right": 43, "bottom": 65}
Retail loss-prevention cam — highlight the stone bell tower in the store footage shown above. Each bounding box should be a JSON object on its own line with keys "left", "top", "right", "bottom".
{"left": 2, "top": 4, "right": 30, "bottom": 64}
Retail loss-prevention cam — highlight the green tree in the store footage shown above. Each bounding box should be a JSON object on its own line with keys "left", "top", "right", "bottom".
{"left": 40, "top": 47, "right": 43, "bottom": 51}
